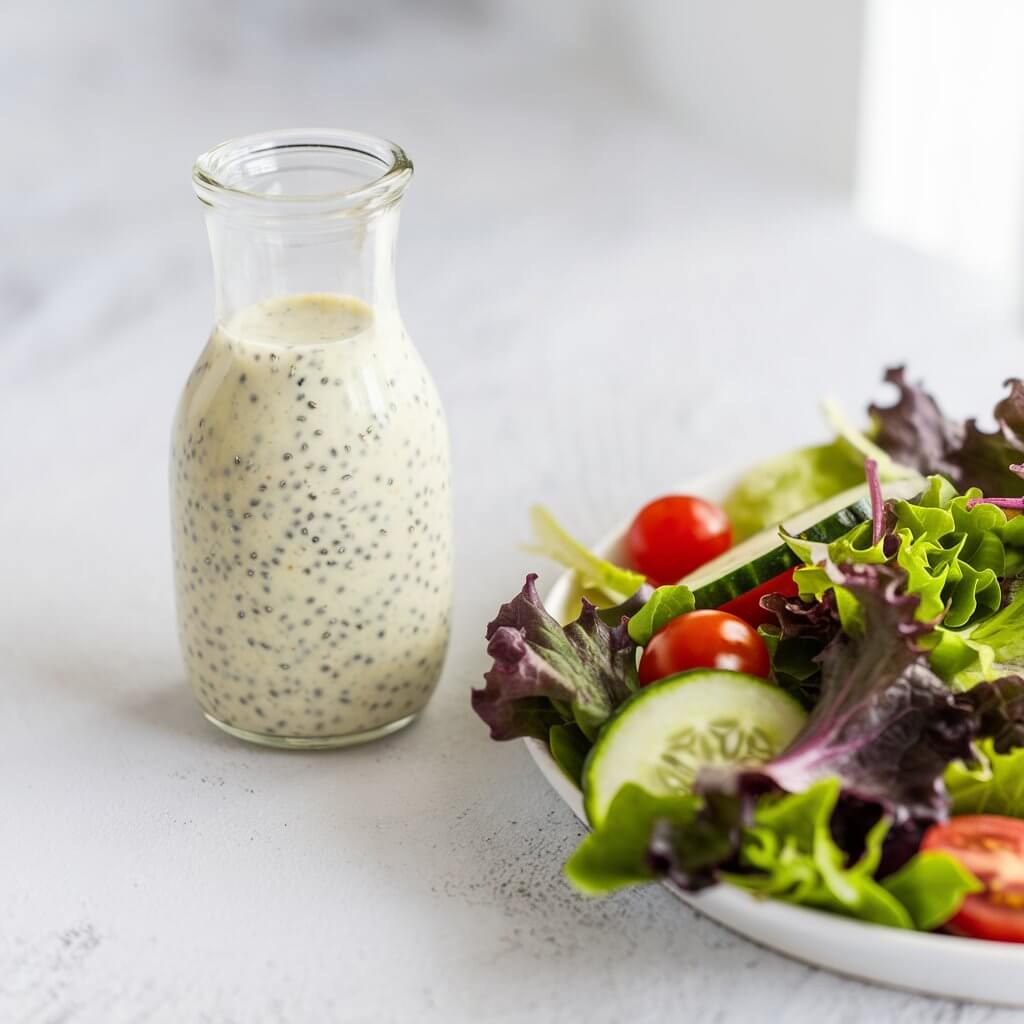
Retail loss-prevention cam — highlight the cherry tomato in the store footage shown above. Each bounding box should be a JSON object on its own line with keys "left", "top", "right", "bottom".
{"left": 718, "top": 568, "right": 800, "bottom": 628}
{"left": 638, "top": 610, "right": 770, "bottom": 686}
{"left": 627, "top": 495, "right": 732, "bottom": 587}
{"left": 922, "top": 816, "right": 1024, "bottom": 942}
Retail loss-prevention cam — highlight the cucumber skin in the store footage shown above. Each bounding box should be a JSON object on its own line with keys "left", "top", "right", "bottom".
{"left": 692, "top": 496, "right": 872, "bottom": 610}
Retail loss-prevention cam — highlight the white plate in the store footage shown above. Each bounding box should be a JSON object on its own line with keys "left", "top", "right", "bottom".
{"left": 524, "top": 467, "right": 1024, "bottom": 1006}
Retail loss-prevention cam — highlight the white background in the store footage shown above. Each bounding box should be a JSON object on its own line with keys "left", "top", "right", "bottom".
{"left": 3, "top": 3, "right": 1024, "bottom": 1021}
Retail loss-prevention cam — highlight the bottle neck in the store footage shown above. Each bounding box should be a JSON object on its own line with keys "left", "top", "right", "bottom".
{"left": 205, "top": 206, "right": 401, "bottom": 325}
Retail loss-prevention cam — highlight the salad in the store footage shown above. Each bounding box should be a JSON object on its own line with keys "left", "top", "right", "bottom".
{"left": 472, "top": 368, "right": 1024, "bottom": 943}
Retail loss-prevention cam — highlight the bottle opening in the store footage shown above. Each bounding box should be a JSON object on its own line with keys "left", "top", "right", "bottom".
{"left": 193, "top": 129, "right": 412, "bottom": 217}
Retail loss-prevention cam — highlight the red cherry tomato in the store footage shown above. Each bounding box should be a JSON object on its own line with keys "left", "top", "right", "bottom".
{"left": 638, "top": 610, "right": 770, "bottom": 686}
{"left": 627, "top": 495, "right": 732, "bottom": 587}
{"left": 718, "top": 568, "right": 800, "bottom": 628}
{"left": 922, "top": 816, "right": 1024, "bottom": 942}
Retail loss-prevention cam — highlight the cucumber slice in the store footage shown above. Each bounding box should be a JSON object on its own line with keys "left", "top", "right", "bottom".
{"left": 687, "top": 478, "right": 924, "bottom": 610}
{"left": 583, "top": 670, "right": 807, "bottom": 828}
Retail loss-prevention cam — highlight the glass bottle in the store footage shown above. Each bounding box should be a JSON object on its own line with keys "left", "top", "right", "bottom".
{"left": 171, "top": 130, "right": 452, "bottom": 749}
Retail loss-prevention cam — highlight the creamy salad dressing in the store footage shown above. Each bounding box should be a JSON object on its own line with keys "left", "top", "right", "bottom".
{"left": 170, "top": 293, "right": 452, "bottom": 743}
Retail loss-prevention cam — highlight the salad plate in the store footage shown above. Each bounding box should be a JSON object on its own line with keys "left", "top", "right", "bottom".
{"left": 525, "top": 465, "right": 1024, "bottom": 1007}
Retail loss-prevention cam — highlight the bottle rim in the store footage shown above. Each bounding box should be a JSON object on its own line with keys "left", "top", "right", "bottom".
{"left": 193, "top": 129, "right": 412, "bottom": 219}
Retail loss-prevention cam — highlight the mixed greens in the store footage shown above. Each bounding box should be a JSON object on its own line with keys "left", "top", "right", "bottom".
{"left": 472, "top": 368, "right": 1024, "bottom": 941}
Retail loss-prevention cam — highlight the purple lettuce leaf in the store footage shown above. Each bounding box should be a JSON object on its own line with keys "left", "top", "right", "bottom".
{"left": 961, "top": 675, "right": 1024, "bottom": 753}
{"left": 868, "top": 366, "right": 965, "bottom": 482}
{"left": 472, "top": 574, "right": 638, "bottom": 741}
{"left": 951, "top": 379, "right": 1024, "bottom": 498}
{"left": 701, "top": 563, "right": 978, "bottom": 828}
{"left": 869, "top": 366, "right": 1024, "bottom": 496}
{"left": 761, "top": 588, "right": 842, "bottom": 646}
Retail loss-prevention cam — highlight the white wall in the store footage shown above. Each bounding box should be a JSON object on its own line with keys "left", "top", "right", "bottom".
{"left": 856, "top": 0, "right": 1024, "bottom": 308}
{"left": 535, "top": 0, "right": 1024, "bottom": 311}
{"left": 604, "top": 0, "right": 866, "bottom": 191}
{"left": 492, "top": 0, "right": 865, "bottom": 190}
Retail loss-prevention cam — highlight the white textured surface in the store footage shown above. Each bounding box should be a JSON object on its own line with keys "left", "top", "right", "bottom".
{"left": 3, "top": 4, "right": 1023, "bottom": 1022}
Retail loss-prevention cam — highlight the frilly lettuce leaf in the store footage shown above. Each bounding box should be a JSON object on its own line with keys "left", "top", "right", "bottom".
{"left": 958, "top": 582, "right": 1024, "bottom": 682}
{"left": 471, "top": 574, "right": 638, "bottom": 742}
{"left": 735, "top": 779, "right": 979, "bottom": 930}
{"left": 946, "top": 739, "right": 1024, "bottom": 818}
{"left": 726, "top": 779, "right": 912, "bottom": 929}
{"left": 524, "top": 505, "right": 646, "bottom": 603}
{"left": 787, "top": 475, "right": 1008, "bottom": 632}
{"left": 894, "top": 487, "right": 1004, "bottom": 629}
{"left": 929, "top": 577, "right": 1024, "bottom": 690}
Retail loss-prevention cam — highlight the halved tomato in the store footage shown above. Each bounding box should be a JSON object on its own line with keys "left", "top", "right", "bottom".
{"left": 922, "top": 815, "right": 1024, "bottom": 942}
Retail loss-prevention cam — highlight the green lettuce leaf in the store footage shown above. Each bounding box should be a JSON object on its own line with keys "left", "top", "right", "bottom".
{"left": 785, "top": 475, "right": 1024, "bottom": 688}
{"left": 722, "top": 441, "right": 866, "bottom": 542}
{"left": 565, "top": 783, "right": 731, "bottom": 895}
{"left": 881, "top": 851, "right": 983, "bottom": 931}
{"left": 943, "top": 581, "right": 1024, "bottom": 688}
{"left": 525, "top": 505, "right": 646, "bottom": 602}
{"left": 758, "top": 589, "right": 841, "bottom": 708}
{"left": 946, "top": 739, "right": 1024, "bottom": 817}
{"left": 626, "top": 585, "right": 695, "bottom": 646}
{"left": 759, "top": 626, "right": 824, "bottom": 709}
{"left": 567, "top": 778, "right": 980, "bottom": 931}
{"left": 726, "top": 779, "right": 912, "bottom": 930}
